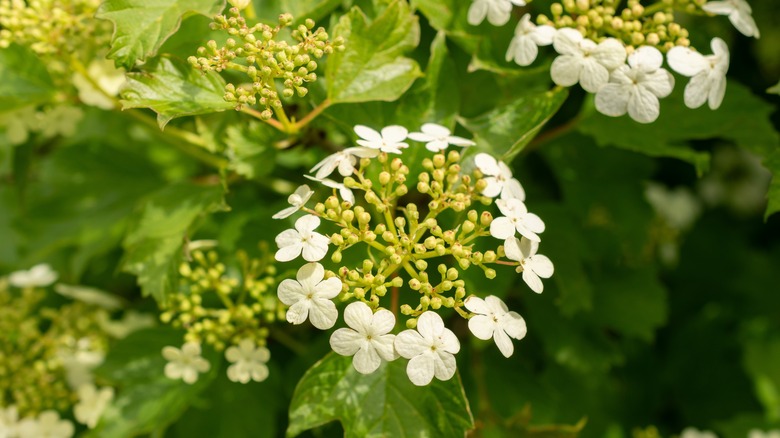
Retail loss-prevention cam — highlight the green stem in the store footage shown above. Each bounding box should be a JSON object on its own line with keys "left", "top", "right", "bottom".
{"left": 269, "top": 327, "right": 307, "bottom": 355}
{"left": 293, "top": 98, "right": 332, "bottom": 131}
{"left": 239, "top": 106, "right": 286, "bottom": 132}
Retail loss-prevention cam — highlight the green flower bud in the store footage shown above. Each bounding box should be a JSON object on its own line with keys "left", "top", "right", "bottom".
{"left": 406, "top": 318, "right": 418, "bottom": 329}
{"left": 430, "top": 296, "right": 442, "bottom": 310}
{"left": 458, "top": 258, "right": 471, "bottom": 270}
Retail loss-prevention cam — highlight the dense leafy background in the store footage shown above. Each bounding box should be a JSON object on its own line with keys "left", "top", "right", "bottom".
{"left": 1, "top": 0, "right": 779, "bottom": 437}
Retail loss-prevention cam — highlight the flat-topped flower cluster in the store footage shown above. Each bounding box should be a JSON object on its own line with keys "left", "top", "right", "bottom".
{"left": 271, "top": 123, "right": 555, "bottom": 385}
{"left": 468, "top": 0, "right": 758, "bottom": 123}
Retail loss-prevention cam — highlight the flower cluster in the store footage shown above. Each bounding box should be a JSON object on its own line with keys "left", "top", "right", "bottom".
{"left": 468, "top": 0, "right": 758, "bottom": 123}
{"left": 0, "top": 266, "right": 138, "bottom": 434}
{"left": 189, "top": 8, "right": 343, "bottom": 120}
{"left": 160, "top": 246, "right": 282, "bottom": 384}
{"left": 271, "top": 122, "right": 554, "bottom": 385}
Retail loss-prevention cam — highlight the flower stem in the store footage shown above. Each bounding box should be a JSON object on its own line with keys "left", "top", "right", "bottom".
{"left": 293, "top": 99, "right": 332, "bottom": 131}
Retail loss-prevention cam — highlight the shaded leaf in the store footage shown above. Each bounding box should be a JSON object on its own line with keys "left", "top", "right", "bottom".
{"left": 251, "top": 0, "right": 341, "bottom": 25}
{"left": 459, "top": 87, "right": 568, "bottom": 161}
{"left": 122, "top": 182, "right": 225, "bottom": 304}
{"left": 287, "top": 352, "right": 474, "bottom": 437}
{"left": 326, "top": 1, "right": 422, "bottom": 104}
{"left": 96, "top": 0, "right": 225, "bottom": 69}
{"left": 121, "top": 55, "right": 234, "bottom": 128}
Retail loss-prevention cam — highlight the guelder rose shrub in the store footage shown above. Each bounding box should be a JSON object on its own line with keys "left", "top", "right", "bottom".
{"left": 1, "top": 0, "right": 778, "bottom": 437}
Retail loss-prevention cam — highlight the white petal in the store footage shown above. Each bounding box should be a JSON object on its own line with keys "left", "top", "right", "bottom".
{"left": 301, "top": 233, "right": 328, "bottom": 262}
{"left": 532, "top": 25, "right": 556, "bottom": 45}
{"left": 595, "top": 84, "right": 630, "bottom": 117}
{"left": 408, "top": 132, "right": 433, "bottom": 142}
{"left": 353, "top": 345, "right": 382, "bottom": 374}
{"left": 447, "top": 135, "right": 476, "bottom": 147}
{"left": 553, "top": 28, "right": 583, "bottom": 56}
{"left": 708, "top": 72, "right": 727, "bottom": 109}
{"left": 339, "top": 187, "right": 355, "bottom": 205}
{"left": 521, "top": 212, "right": 546, "bottom": 234}
{"left": 432, "top": 351, "right": 457, "bottom": 381}
{"left": 551, "top": 55, "right": 583, "bottom": 87}
{"left": 529, "top": 254, "right": 555, "bottom": 278}
{"left": 316, "top": 277, "right": 342, "bottom": 299}
{"left": 295, "top": 214, "right": 320, "bottom": 234}
{"left": 503, "top": 237, "right": 523, "bottom": 261}
{"left": 372, "top": 308, "right": 396, "bottom": 334}
{"left": 415, "top": 311, "right": 444, "bottom": 339}
{"left": 425, "top": 140, "right": 448, "bottom": 152}
{"left": 468, "top": 315, "right": 495, "bottom": 340}
{"left": 272, "top": 206, "right": 298, "bottom": 220}
{"left": 439, "top": 329, "right": 461, "bottom": 354}
{"left": 347, "top": 146, "right": 381, "bottom": 158}
{"left": 627, "top": 86, "right": 661, "bottom": 123}
{"left": 683, "top": 73, "right": 710, "bottom": 109}
{"left": 579, "top": 59, "right": 610, "bottom": 93}
{"left": 474, "top": 153, "right": 500, "bottom": 176}
{"left": 354, "top": 125, "right": 381, "bottom": 142}
{"left": 522, "top": 270, "right": 545, "bottom": 293}
{"left": 501, "top": 178, "right": 526, "bottom": 201}
{"left": 467, "top": 0, "right": 488, "bottom": 26}
{"left": 500, "top": 311, "right": 527, "bottom": 340}
{"left": 343, "top": 301, "right": 373, "bottom": 332}
{"left": 481, "top": 177, "right": 503, "bottom": 198}
{"left": 394, "top": 330, "right": 428, "bottom": 358}
{"left": 701, "top": 1, "right": 735, "bottom": 15}
{"left": 407, "top": 353, "right": 435, "bottom": 386}
{"left": 667, "top": 47, "right": 708, "bottom": 77}
{"left": 486, "top": 1, "right": 511, "bottom": 26}
{"left": 277, "top": 279, "right": 305, "bottom": 305}
{"left": 493, "top": 328, "right": 515, "bottom": 358}
{"left": 308, "top": 298, "right": 337, "bottom": 329}
{"left": 464, "top": 295, "right": 489, "bottom": 314}
{"left": 508, "top": 36, "right": 538, "bottom": 66}
{"left": 485, "top": 295, "right": 509, "bottom": 313}
{"left": 372, "top": 334, "right": 398, "bottom": 361}
{"left": 490, "top": 217, "right": 516, "bottom": 239}
{"left": 711, "top": 37, "right": 730, "bottom": 65}
{"left": 286, "top": 301, "right": 311, "bottom": 325}
{"left": 629, "top": 46, "right": 663, "bottom": 71}
{"left": 593, "top": 38, "right": 627, "bottom": 69}
{"left": 381, "top": 125, "right": 409, "bottom": 143}
{"left": 297, "top": 262, "right": 325, "bottom": 286}
{"left": 421, "top": 123, "right": 450, "bottom": 137}
{"left": 519, "top": 236, "right": 537, "bottom": 257}
{"left": 330, "top": 328, "right": 362, "bottom": 356}
{"left": 642, "top": 69, "right": 675, "bottom": 98}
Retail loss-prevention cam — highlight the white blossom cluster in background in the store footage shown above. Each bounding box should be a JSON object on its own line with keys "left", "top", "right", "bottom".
{"left": 467, "top": 0, "right": 760, "bottom": 124}
{"left": 268, "top": 122, "right": 554, "bottom": 385}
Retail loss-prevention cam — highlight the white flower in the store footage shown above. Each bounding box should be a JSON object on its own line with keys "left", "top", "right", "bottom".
{"left": 748, "top": 430, "right": 780, "bottom": 438}
{"left": 37, "top": 106, "right": 83, "bottom": 139}
{"left": 73, "top": 384, "right": 114, "bottom": 429}
{"left": 17, "top": 411, "right": 73, "bottom": 438}
{"left": 464, "top": 295, "right": 527, "bottom": 357}
{"left": 407, "top": 123, "right": 475, "bottom": 152}
{"left": 506, "top": 14, "right": 556, "bottom": 66}
{"left": 274, "top": 215, "right": 329, "bottom": 262}
{"left": 551, "top": 28, "right": 627, "bottom": 93}
{"left": 667, "top": 38, "right": 729, "bottom": 110}
{"left": 225, "top": 338, "right": 270, "bottom": 383}
{"left": 503, "top": 236, "right": 554, "bottom": 293}
{"left": 58, "top": 337, "right": 105, "bottom": 389}
{"left": 489, "top": 198, "right": 545, "bottom": 242}
{"left": 329, "top": 302, "right": 398, "bottom": 374}
{"left": 702, "top": 0, "right": 759, "bottom": 38}
{"left": 474, "top": 153, "right": 525, "bottom": 200}
{"left": 277, "top": 262, "right": 342, "bottom": 330}
{"left": 8, "top": 263, "right": 58, "bottom": 288}
{"left": 228, "top": 0, "right": 252, "bottom": 10}
{"left": 54, "top": 284, "right": 124, "bottom": 309}
{"left": 467, "top": 0, "right": 526, "bottom": 26}
{"left": 0, "top": 405, "right": 19, "bottom": 438}
{"left": 305, "top": 175, "right": 355, "bottom": 205}
{"left": 354, "top": 125, "right": 409, "bottom": 154}
{"left": 272, "top": 184, "right": 314, "bottom": 219}
{"left": 162, "top": 342, "right": 211, "bottom": 384}
{"left": 310, "top": 147, "right": 379, "bottom": 180}
{"left": 394, "top": 311, "right": 460, "bottom": 386}
{"left": 595, "top": 46, "right": 675, "bottom": 123}
{"left": 72, "top": 59, "right": 126, "bottom": 110}
{"left": 680, "top": 428, "right": 718, "bottom": 438}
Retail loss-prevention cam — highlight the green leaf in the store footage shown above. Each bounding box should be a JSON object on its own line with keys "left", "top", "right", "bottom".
{"left": 459, "top": 87, "right": 568, "bottom": 161}
{"left": 90, "top": 327, "right": 218, "bottom": 437}
{"left": 411, "top": 0, "right": 480, "bottom": 53}
{"left": 122, "top": 182, "right": 225, "bottom": 304}
{"left": 121, "top": 55, "right": 234, "bottom": 129}
{"left": 287, "top": 352, "right": 474, "bottom": 438}
{"left": 768, "top": 79, "right": 780, "bottom": 95}
{"left": 579, "top": 82, "right": 780, "bottom": 218}
{"left": 96, "top": 0, "right": 225, "bottom": 69}
{"left": 0, "top": 44, "right": 55, "bottom": 112}
{"left": 251, "top": 0, "right": 341, "bottom": 24}
{"left": 225, "top": 122, "right": 279, "bottom": 179}
{"left": 325, "top": 1, "right": 422, "bottom": 104}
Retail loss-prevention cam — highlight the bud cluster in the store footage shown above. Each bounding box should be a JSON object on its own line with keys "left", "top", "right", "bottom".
{"left": 188, "top": 8, "right": 344, "bottom": 120}
{"left": 0, "top": 278, "right": 107, "bottom": 417}
{"left": 161, "top": 246, "right": 285, "bottom": 352}
{"left": 0, "top": 0, "right": 110, "bottom": 65}
{"left": 536, "top": 0, "right": 705, "bottom": 51}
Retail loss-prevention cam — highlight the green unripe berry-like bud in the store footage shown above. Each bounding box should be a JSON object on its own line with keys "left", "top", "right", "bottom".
{"left": 424, "top": 236, "right": 437, "bottom": 249}
{"left": 341, "top": 210, "right": 354, "bottom": 223}
{"left": 480, "top": 211, "right": 493, "bottom": 226}
{"left": 415, "top": 260, "right": 428, "bottom": 271}
{"left": 433, "top": 154, "right": 446, "bottom": 168}
{"left": 458, "top": 258, "right": 471, "bottom": 270}
{"left": 362, "top": 260, "right": 374, "bottom": 273}
{"left": 443, "top": 297, "right": 455, "bottom": 308}
{"left": 462, "top": 220, "right": 475, "bottom": 234}
{"left": 395, "top": 185, "right": 408, "bottom": 197}
{"left": 455, "top": 287, "right": 466, "bottom": 300}
{"left": 400, "top": 304, "right": 413, "bottom": 315}
{"left": 417, "top": 181, "right": 430, "bottom": 193}
{"left": 409, "top": 278, "right": 421, "bottom": 290}
{"left": 406, "top": 318, "right": 418, "bottom": 329}
{"left": 382, "top": 231, "right": 396, "bottom": 243}
{"left": 435, "top": 244, "right": 446, "bottom": 256}
{"left": 447, "top": 268, "right": 459, "bottom": 281}
{"left": 391, "top": 276, "right": 404, "bottom": 287}
{"left": 467, "top": 210, "right": 478, "bottom": 223}
{"left": 374, "top": 223, "right": 386, "bottom": 234}
{"left": 551, "top": 3, "right": 563, "bottom": 15}
{"left": 483, "top": 250, "right": 497, "bottom": 263}
{"left": 430, "top": 296, "right": 442, "bottom": 310}
{"left": 390, "top": 254, "right": 402, "bottom": 264}
{"left": 484, "top": 268, "right": 497, "bottom": 279}
{"left": 379, "top": 171, "right": 391, "bottom": 185}
{"left": 441, "top": 280, "right": 453, "bottom": 291}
